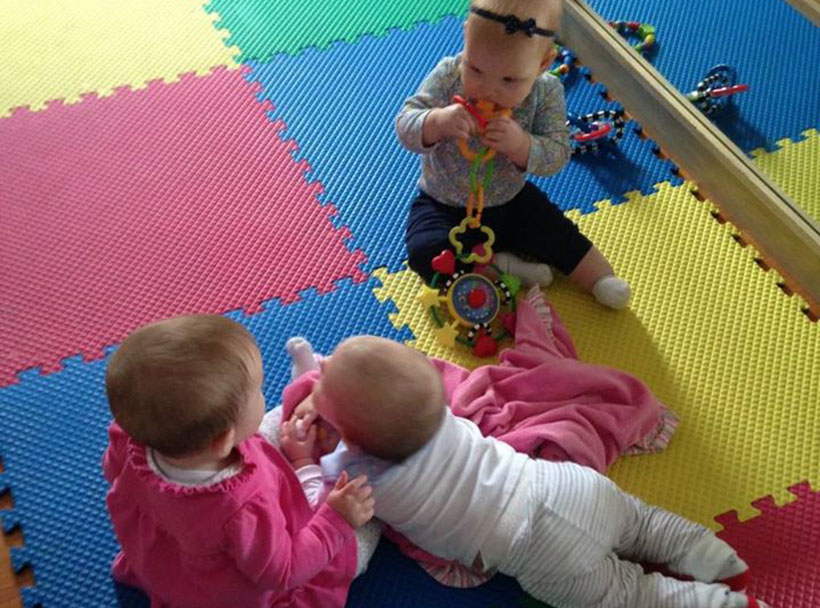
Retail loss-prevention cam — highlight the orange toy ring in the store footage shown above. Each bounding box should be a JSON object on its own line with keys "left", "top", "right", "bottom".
{"left": 458, "top": 138, "right": 497, "bottom": 162}
{"left": 452, "top": 96, "right": 511, "bottom": 162}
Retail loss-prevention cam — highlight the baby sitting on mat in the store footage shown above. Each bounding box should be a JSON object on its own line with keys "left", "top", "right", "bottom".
{"left": 289, "top": 335, "right": 768, "bottom": 608}
{"left": 102, "top": 316, "right": 378, "bottom": 608}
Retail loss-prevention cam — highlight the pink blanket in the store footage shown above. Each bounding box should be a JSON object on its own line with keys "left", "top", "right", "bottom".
{"left": 434, "top": 287, "right": 675, "bottom": 473}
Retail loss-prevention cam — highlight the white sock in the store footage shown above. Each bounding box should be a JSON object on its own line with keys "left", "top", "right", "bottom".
{"left": 724, "top": 592, "right": 766, "bottom": 608}
{"left": 694, "top": 586, "right": 762, "bottom": 608}
{"left": 673, "top": 534, "right": 747, "bottom": 584}
{"left": 592, "top": 275, "right": 631, "bottom": 309}
{"left": 493, "top": 252, "right": 553, "bottom": 286}
{"left": 285, "top": 337, "right": 321, "bottom": 379}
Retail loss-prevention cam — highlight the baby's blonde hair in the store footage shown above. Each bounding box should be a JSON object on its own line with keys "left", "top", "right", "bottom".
{"left": 320, "top": 336, "right": 444, "bottom": 462}
{"left": 106, "top": 315, "right": 259, "bottom": 457}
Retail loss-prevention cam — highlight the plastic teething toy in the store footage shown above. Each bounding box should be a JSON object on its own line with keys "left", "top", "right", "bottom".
{"left": 609, "top": 21, "right": 656, "bottom": 55}
{"left": 687, "top": 65, "right": 749, "bottom": 116}
{"left": 567, "top": 109, "right": 626, "bottom": 155}
{"left": 450, "top": 95, "right": 511, "bottom": 259}
{"left": 417, "top": 96, "right": 520, "bottom": 357}
{"left": 419, "top": 252, "right": 519, "bottom": 358}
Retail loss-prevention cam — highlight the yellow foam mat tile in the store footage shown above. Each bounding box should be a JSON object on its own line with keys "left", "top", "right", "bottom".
{"left": 374, "top": 182, "right": 818, "bottom": 527}
{"left": 751, "top": 129, "right": 820, "bottom": 227}
{"left": 0, "top": 0, "right": 238, "bottom": 117}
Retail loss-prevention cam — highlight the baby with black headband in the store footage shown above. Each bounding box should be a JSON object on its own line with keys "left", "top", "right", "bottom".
{"left": 398, "top": 0, "right": 632, "bottom": 309}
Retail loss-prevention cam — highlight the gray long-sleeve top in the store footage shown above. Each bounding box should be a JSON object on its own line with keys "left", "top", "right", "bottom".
{"left": 395, "top": 54, "right": 570, "bottom": 207}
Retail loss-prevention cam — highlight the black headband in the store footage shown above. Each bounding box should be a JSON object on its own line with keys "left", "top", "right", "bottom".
{"left": 470, "top": 7, "right": 555, "bottom": 38}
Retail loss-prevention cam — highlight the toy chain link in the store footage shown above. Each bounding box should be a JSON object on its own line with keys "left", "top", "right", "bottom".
{"left": 466, "top": 149, "right": 495, "bottom": 225}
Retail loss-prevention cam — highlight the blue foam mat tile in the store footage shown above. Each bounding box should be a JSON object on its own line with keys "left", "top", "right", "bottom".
{"left": 1, "top": 507, "right": 22, "bottom": 534}
{"left": 112, "top": 582, "right": 152, "bottom": 608}
{"left": 20, "top": 587, "right": 43, "bottom": 608}
{"left": 0, "top": 278, "right": 413, "bottom": 607}
{"left": 0, "top": 356, "right": 127, "bottom": 607}
{"left": 587, "top": 0, "right": 820, "bottom": 153}
{"left": 247, "top": 16, "right": 678, "bottom": 273}
{"left": 20, "top": 585, "right": 45, "bottom": 608}
{"left": 10, "top": 546, "right": 32, "bottom": 574}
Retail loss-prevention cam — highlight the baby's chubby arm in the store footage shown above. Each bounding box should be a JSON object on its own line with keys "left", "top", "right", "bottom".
{"left": 222, "top": 493, "right": 357, "bottom": 591}
{"left": 480, "top": 116, "right": 532, "bottom": 170}
{"left": 279, "top": 396, "right": 339, "bottom": 508}
{"left": 288, "top": 394, "right": 341, "bottom": 457}
{"left": 525, "top": 76, "right": 571, "bottom": 176}
{"left": 280, "top": 404, "right": 318, "bottom": 470}
{"left": 395, "top": 56, "right": 470, "bottom": 152}
{"left": 224, "top": 406, "right": 374, "bottom": 590}
{"left": 482, "top": 77, "right": 571, "bottom": 174}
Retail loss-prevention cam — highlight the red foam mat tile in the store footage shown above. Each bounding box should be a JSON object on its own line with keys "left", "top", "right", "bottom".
{"left": 716, "top": 482, "right": 820, "bottom": 608}
{"left": 0, "top": 66, "right": 365, "bottom": 385}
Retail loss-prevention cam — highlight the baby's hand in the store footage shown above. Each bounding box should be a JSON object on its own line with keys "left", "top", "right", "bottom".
{"left": 327, "top": 471, "right": 375, "bottom": 529}
{"left": 429, "top": 103, "right": 478, "bottom": 142}
{"left": 280, "top": 415, "right": 317, "bottom": 466}
{"left": 290, "top": 393, "right": 342, "bottom": 458}
{"left": 481, "top": 116, "right": 529, "bottom": 159}
{"left": 291, "top": 395, "right": 319, "bottom": 440}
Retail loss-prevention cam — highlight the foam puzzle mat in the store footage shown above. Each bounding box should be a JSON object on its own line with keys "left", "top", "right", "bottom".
{"left": 0, "top": 65, "right": 366, "bottom": 387}
{"left": 1, "top": 0, "right": 239, "bottom": 117}
{"left": 0, "top": 1, "right": 817, "bottom": 607}
{"left": 715, "top": 481, "right": 820, "bottom": 608}
{"left": 205, "top": 0, "right": 466, "bottom": 60}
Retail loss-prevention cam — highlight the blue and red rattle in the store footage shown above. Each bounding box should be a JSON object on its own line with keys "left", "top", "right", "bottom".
{"left": 687, "top": 65, "right": 749, "bottom": 116}
{"left": 567, "top": 109, "right": 626, "bottom": 155}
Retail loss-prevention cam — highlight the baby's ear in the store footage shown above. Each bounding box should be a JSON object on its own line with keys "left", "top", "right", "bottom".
{"left": 211, "top": 427, "right": 236, "bottom": 456}
{"left": 540, "top": 44, "right": 558, "bottom": 70}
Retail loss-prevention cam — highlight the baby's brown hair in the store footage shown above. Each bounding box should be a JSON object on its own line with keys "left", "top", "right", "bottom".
{"left": 318, "top": 336, "right": 445, "bottom": 462}
{"left": 106, "top": 315, "right": 259, "bottom": 457}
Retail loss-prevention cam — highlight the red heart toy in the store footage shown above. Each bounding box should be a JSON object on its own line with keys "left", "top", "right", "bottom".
{"left": 473, "top": 332, "right": 498, "bottom": 358}
{"left": 432, "top": 250, "right": 456, "bottom": 275}
{"left": 500, "top": 312, "right": 517, "bottom": 336}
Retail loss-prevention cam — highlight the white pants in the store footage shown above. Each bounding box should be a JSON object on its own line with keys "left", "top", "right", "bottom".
{"left": 500, "top": 461, "right": 740, "bottom": 608}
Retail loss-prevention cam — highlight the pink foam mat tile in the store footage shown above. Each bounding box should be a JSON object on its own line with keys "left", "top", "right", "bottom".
{"left": 0, "top": 65, "right": 366, "bottom": 386}
{"left": 716, "top": 481, "right": 820, "bottom": 608}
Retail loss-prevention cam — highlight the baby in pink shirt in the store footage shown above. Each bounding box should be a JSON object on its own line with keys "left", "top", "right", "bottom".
{"left": 102, "top": 315, "right": 374, "bottom": 608}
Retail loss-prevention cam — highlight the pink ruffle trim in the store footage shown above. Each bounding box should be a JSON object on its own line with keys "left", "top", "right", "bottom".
{"left": 126, "top": 438, "right": 257, "bottom": 496}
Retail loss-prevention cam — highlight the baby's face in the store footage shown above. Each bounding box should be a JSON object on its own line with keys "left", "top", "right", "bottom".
{"left": 461, "top": 19, "right": 552, "bottom": 110}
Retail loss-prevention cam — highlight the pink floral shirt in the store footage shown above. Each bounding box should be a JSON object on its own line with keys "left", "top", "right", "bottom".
{"left": 102, "top": 422, "right": 357, "bottom": 608}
